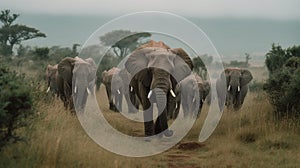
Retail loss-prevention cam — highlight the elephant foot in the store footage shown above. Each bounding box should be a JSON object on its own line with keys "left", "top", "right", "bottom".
{"left": 154, "top": 129, "right": 173, "bottom": 139}
{"left": 163, "top": 129, "right": 173, "bottom": 137}
{"left": 144, "top": 136, "right": 154, "bottom": 142}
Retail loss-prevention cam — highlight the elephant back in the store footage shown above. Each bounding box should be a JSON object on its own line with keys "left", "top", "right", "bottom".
{"left": 102, "top": 67, "right": 120, "bottom": 84}
{"left": 137, "top": 40, "right": 170, "bottom": 50}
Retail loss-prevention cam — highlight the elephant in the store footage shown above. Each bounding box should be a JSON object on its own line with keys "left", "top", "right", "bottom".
{"left": 216, "top": 68, "right": 253, "bottom": 111}
{"left": 102, "top": 67, "right": 123, "bottom": 112}
{"left": 118, "top": 68, "right": 140, "bottom": 113}
{"left": 45, "top": 64, "right": 59, "bottom": 97}
{"left": 57, "top": 56, "right": 97, "bottom": 112}
{"left": 172, "top": 73, "right": 210, "bottom": 119}
{"left": 124, "top": 40, "right": 194, "bottom": 138}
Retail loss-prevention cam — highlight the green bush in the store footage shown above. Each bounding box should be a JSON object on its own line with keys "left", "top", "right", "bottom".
{"left": 249, "top": 80, "right": 264, "bottom": 92}
{"left": 0, "top": 65, "right": 34, "bottom": 148}
{"left": 264, "top": 44, "right": 300, "bottom": 119}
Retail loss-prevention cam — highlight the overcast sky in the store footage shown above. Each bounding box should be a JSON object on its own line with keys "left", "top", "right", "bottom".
{"left": 2, "top": 0, "right": 300, "bottom": 20}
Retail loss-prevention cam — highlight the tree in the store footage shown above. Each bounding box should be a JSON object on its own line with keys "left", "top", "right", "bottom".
{"left": 264, "top": 44, "right": 300, "bottom": 119}
{"left": 265, "top": 43, "right": 288, "bottom": 74}
{"left": 99, "top": 30, "right": 151, "bottom": 57}
{"left": 34, "top": 47, "right": 49, "bottom": 60}
{"left": 0, "top": 9, "right": 46, "bottom": 56}
{"left": 72, "top": 43, "right": 80, "bottom": 55}
{"left": 192, "top": 54, "right": 213, "bottom": 79}
{"left": 245, "top": 53, "right": 251, "bottom": 67}
{"left": 0, "top": 65, "right": 33, "bottom": 148}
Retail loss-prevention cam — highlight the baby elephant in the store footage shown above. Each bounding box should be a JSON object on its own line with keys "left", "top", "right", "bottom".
{"left": 172, "top": 73, "right": 210, "bottom": 119}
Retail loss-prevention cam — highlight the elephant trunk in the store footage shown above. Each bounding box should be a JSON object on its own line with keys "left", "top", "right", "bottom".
{"left": 227, "top": 83, "right": 241, "bottom": 109}
{"left": 74, "top": 80, "right": 89, "bottom": 112}
{"left": 155, "top": 89, "right": 167, "bottom": 112}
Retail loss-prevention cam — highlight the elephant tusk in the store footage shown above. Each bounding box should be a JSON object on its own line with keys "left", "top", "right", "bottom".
{"left": 87, "top": 88, "right": 91, "bottom": 94}
{"left": 192, "top": 96, "right": 196, "bottom": 103}
{"left": 117, "top": 89, "right": 121, "bottom": 94}
{"left": 147, "top": 90, "right": 153, "bottom": 99}
{"left": 238, "top": 86, "right": 240, "bottom": 92}
{"left": 227, "top": 85, "right": 231, "bottom": 91}
{"left": 46, "top": 87, "right": 50, "bottom": 93}
{"left": 130, "top": 86, "right": 133, "bottom": 92}
{"left": 170, "top": 89, "right": 176, "bottom": 97}
{"left": 74, "top": 86, "right": 77, "bottom": 93}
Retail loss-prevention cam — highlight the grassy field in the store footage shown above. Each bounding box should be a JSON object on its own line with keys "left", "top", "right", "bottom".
{"left": 1, "top": 64, "right": 300, "bottom": 167}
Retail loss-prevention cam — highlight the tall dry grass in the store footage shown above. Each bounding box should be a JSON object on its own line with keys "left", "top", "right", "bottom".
{"left": 0, "top": 86, "right": 299, "bottom": 167}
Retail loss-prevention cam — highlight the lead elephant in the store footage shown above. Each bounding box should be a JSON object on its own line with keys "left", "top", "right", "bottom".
{"left": 102, "top": 67, "right": 123, "bottom": 112}
{"left": 57, "top": 57, "right": 97, "bottom": 112}
{"left": 172, "top": 73, "right": 210, "bottom": 119}
{"left": 45, "top": 64, "right": 59, "bottom": 97}
{"left": 124, "top": 40, "right": 194, "bottom": 138}
{"left": 216, "top": 68, "right": 253, "bottom": 111}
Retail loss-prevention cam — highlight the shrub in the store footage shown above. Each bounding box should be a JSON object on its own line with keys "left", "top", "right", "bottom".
{"left": 249, "top": 80, "right": 264, "bottom": 92}
{"left": 264, "top": 44, "right": 300, "bottom": 119}
{"left": 33, "top": 47, "right": 49, "bottom": 60}
{"left": 0, "top": 65, "right": 34, "bottom": 148}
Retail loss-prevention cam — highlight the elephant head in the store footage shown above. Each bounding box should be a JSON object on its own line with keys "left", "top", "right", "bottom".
{"left": 45, "top": 64, "right": 58, "bottom": 96}
{"left": 125, "top": 40, "right": 193, "bottom": 137}
{"left": 223, "top": 68, "right": 253, "bottom": 110}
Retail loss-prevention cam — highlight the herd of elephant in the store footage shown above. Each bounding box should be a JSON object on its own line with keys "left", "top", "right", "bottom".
{"left": 45, "top": 40, "right": 253, "bottom": 138}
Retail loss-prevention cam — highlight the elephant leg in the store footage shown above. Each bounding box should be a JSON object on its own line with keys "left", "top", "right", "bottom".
{"left": 166, "top": 94, "right": 176, "bottom": 120}
{"left": 115, "top": 92, "right": 122, "bottom": 112}
{"left": 143, "top": 105, "right": 154, "bottom": 136}
{"left": 139, "top": 84, "right": 154, "bottom": 136}
{"left": 181, "top": 94, "right": 188, "bottom": 118}
{"left": 105, "top": 86, "right": 115, "bottom": 111}
{"left": 154, "top": 109, "right": 169, "bottom": 135}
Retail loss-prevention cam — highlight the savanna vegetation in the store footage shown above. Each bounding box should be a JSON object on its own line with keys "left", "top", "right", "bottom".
{"left": 0, "top": 9, "right": 299, "bottom": 168}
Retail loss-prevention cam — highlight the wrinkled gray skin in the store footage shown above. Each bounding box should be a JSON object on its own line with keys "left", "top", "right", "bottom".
{"left": 216, "top": 68, "right": 253, "bottom": 111}
{"left": 57, "top": 57, "right": 97, "bottom": 112}
{"left": 125, "top": 45, "right": 193, "bottom": 138}
{"left": 46, "top": 64, "right": 59, "bottom": 97}
{"left": 171, "top": 73, "right": 210, "bottom": 119}
{"left": 118, "top": 68, "right": 140, "bottom": 113}
{"left": 102, "top": 67, "right": 123, "bottom": 112}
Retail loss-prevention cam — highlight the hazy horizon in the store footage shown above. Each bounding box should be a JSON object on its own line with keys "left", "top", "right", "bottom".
{"left": 14, "top": 13, "right": 300, "bottom": 64}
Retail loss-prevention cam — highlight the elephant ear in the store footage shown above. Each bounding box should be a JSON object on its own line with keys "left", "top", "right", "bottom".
{"left": 58, "top": 57, "right": 76, "bottom": 75}
{"left": 125, "top": 48, "right": 153, "bottom": 87}
{"left": 224, "top": 68, "right": 231, "bottom": 85}
{"left": 46, "top": 65, "right": 51, "bottom": 77}
{"left": 171, "top": 48, "right": 193, "bottom": 82}
{"left": 241, "top": 69, "right": 253, "bottom": 86}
